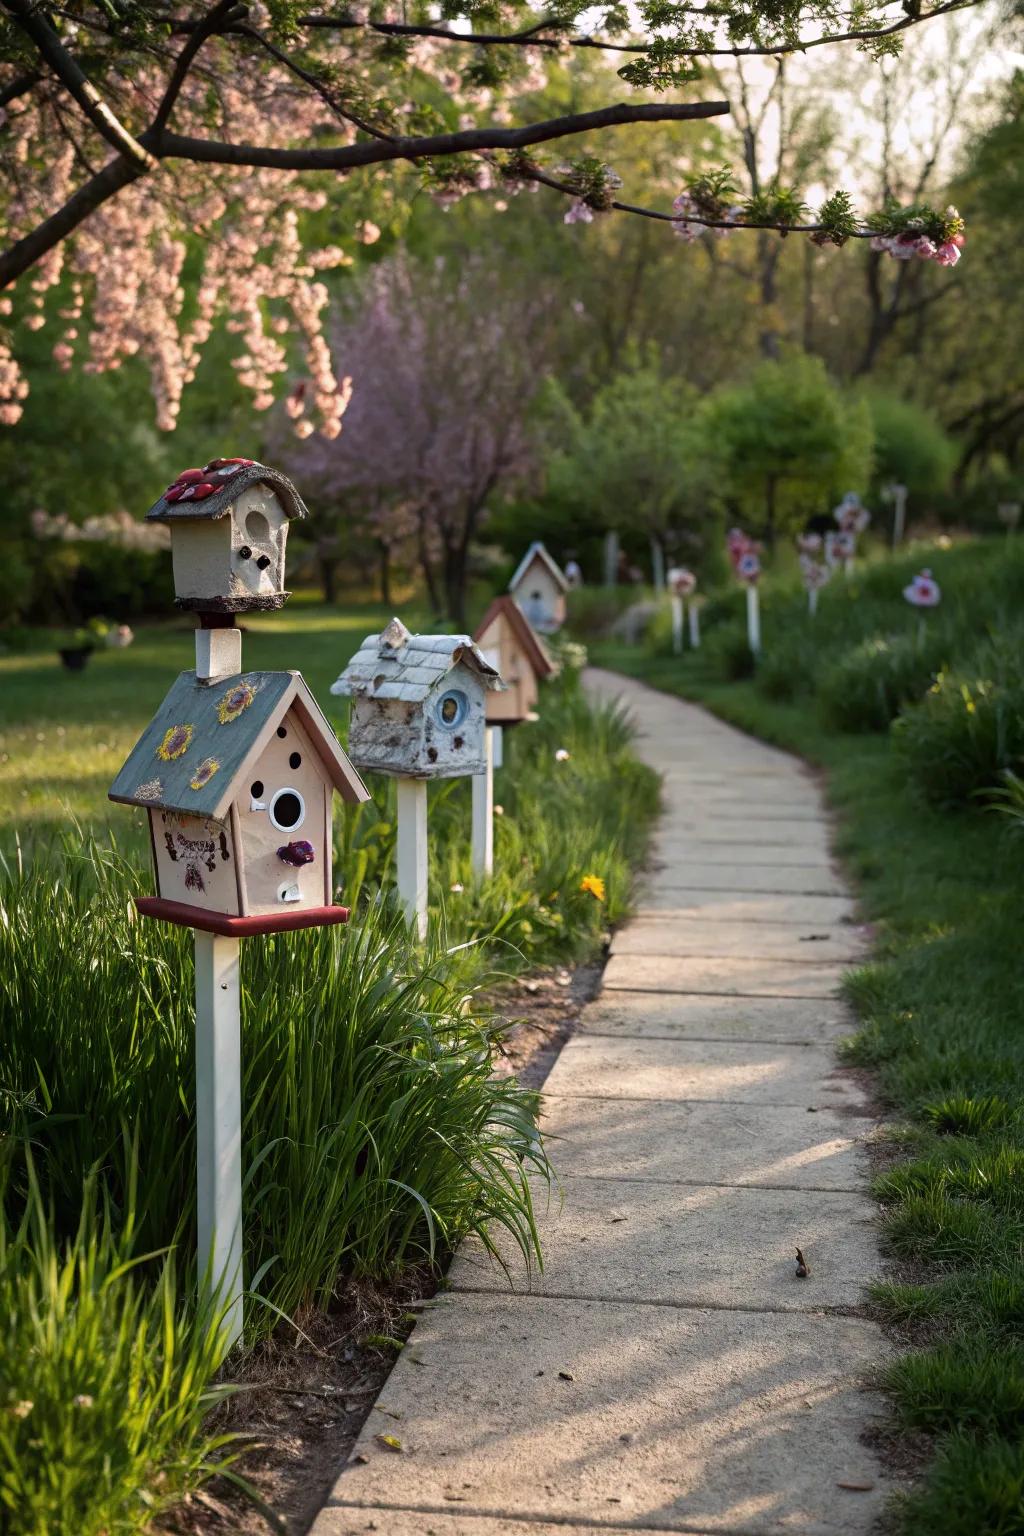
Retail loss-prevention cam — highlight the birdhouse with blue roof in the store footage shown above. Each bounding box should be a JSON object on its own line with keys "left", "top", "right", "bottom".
{"left": 109, "top": 669, "right": 368, "bottom": 934}
{"left": 147, "top": 457, "right": 307, "bottom": 614}
{"left": 331, "top": 618, "right": 504, "bottom": 779}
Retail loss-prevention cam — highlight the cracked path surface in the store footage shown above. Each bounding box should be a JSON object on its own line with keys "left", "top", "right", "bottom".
{"left": 310, "top": 668, "right": 890, "bottom": 1536}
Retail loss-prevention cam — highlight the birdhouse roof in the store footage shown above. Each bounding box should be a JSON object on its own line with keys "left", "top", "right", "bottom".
{"left": 473, "top": 596, "right": 558, "bottom": 680}
{"left": 109, "top": 669, "right": 367, "bottom": 821}
{"left": 145, "top": 459, "right": 309, "bottom": 523}
{"left": 508, "top": 541, "right": 570, "bottom": 595}
{"left": 330, "top": 617, "right": 504, "bottom": 704}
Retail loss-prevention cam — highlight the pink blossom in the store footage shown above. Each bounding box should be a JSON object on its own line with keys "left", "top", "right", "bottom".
{"left": 563, "top": 199, "right": 594, "bottom": 225}
{"left": 356, "top": 220, "right": 381, "bottom": 245}
{"left": 934, "top": 242, "right": 961, "bottom": 267}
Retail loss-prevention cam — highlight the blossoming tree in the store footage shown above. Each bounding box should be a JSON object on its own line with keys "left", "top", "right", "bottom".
{"left": 289, "top": 253, "right": 546, "bottom": 623}
{"left": 0, "top": 0, "right": 975, "bottom": 431}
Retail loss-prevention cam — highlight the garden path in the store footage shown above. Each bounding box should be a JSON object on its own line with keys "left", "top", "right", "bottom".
{"left": 310, "top": 668, "right": 891, "bottom": 1536}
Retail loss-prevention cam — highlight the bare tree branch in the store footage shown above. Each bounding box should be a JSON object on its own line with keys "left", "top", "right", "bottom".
{"left": 151, "top": 0, "right": 247, "bottom": 136}
{"left": 154, "top": 98, "right": 731, "bottom": 170}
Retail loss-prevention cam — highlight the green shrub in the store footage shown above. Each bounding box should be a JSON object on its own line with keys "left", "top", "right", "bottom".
{"left": 922, "top": 1094, "right": 1012, "bottom": 1137}
{"left": 818, "top": 627, "right": 947, "bottom": 732}
{"left": 894, "top": 668, "right": 1024, "bottom": 808}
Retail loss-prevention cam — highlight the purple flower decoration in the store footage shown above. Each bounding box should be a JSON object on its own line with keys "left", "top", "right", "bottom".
{"left": 277, "top": 839, "right": 315, "bottom": 867}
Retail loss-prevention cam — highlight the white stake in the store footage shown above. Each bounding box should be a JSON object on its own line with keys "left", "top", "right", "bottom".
{"left": 471, "top": 726, "right": 495, "bottom": 879}
{"left": 671, "top": 594, "right": 684, "bottom": 655}
{"left": 808, "top": 587, "right": 818, "bottom": 617}
{"left": 688, "top": 602, "right": 701, "bottom": 649}
{"left": 746, "top": 584, "right": 761, "bottom": 656}
{"left": 893, "top": 485, "right": 907, "bottom": 546}
{"left": 396, "top": 777, "right": 428, "bottom": 940}
{"left": 491, "top": 724, "right": 503, "bottom": 770}
{"left": 194, "top": 930, "right": 244, "bottom": 1352}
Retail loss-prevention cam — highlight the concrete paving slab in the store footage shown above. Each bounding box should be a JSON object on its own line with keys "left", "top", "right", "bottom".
{"left": 321, "top": 1293, "right": 890, "bottom": 1535}
{"left": 578, "top": 990, "right": 852, "bottom": 1044}
{"left": 541, "top": 1095, "right": 874, "bottom": 1190}
{"left": 612, "top": 919, "right": 864, "bottom": 963}
{"left": 653, "top": 842, "right": 836, "bottom": 869}
{"left": 603, "top": 954, "right": 845, "bottom": 999}
{"left": 451, "top": 1179, "right": 879, "bottom": 1311}
{"left": 634, "top": 894, "right": 857, "bottom": 927}
{"left": 313, "top": 1515, "right": 688, "bottom": 1536}
{"left": 542, "top": 1036, "right": 864, "bottom": 1109}
{"left": 643, "top": 865, "right": 846, "bottom": 896}
{"left": 658, "top": 820, "right": 832, "bottom": 849}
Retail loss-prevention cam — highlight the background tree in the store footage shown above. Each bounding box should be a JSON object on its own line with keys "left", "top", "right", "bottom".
{"left": 542, "top": 360, "right": 721, "bottom": 582}
{"left": 705, "top": 352, "right": 874, "bottom": 544}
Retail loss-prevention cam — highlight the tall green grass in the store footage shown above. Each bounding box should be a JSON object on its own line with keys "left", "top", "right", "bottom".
{"left": 0, "top": 1166, "right": 239, "bottom": 1536}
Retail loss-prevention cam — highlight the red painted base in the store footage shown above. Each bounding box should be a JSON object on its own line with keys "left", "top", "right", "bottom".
{"left": 135, "top": 896, "right": 350, "bottom": 937}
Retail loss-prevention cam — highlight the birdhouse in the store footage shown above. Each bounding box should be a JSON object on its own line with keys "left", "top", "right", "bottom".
{"left": 109, "top": 669, "right": 368, "bottom": 934}
{"left": 473, "top": 596, "right": 557, "bottom": 726}
{"left": 146, "top": 458, "right": 308, "bottom": 614}
{"left": 331, "top": 618, "right": 504, "bottom": 779}
{"left": 508, "top": 542, "right": 569, "bottom": 634}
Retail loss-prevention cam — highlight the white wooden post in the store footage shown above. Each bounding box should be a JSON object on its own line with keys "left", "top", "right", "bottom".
{"left": 746, "top": 584, "right": 761, "bottom": 656}
{"left": 191, "top": 622, "right": 245, "bottom": 1352}
{"left": 808, "top": 587, "right": 819, "bottom": 617}
{"left": 893, "top": 485, "right": 907, "bottom": 546}
{"left": 650, "top": 536, "right": 666, "bottom": 592}
{"left": 396, "top": 777, "right": 428, "bottom": 941}
{"left": 603, "top": 530, "right": 620, "bottom": 588}
{"left": 194, "top": 930, "right": 244, "bottom": 1352}
{"left": 491, "top": 724, "right": 503, "bottom": 770}
{"left": 671, "top": 595, "right": 684, "bottom": 655}
{"left": 688, "top": 602, "right": 701, "bottom": 649}
{"left": 471, "top": 726, "right": 495, "bottom": 879}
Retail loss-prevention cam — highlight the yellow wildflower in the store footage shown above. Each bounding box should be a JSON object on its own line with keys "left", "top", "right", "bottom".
{"left": 579, "top": 874, "right": 605, "bottom": 902}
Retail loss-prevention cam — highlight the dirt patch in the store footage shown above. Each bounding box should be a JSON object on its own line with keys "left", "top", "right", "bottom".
{"left": 161, "top": 956, "right": 604, "bottom": 1535}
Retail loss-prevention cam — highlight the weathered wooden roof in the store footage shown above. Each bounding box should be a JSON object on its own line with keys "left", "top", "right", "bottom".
{"left": 145, "top": 460, "right": 308, "bottom": 523}
{"left": 109, "top": 669, "right": 367, "bottom": 820}
{"left": 331, "top": 617, "right": 504, "bottom": 704}
{"left": 473, "top": 596, "right": 558, "bottom": 679}
{"left": 508, "top": 541, "right": 569, "bottom": 595}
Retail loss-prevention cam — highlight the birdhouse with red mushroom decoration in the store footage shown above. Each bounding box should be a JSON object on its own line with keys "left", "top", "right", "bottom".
{"left": 109, "top": 669, "right": 368, "bottom": 934}
{"left": 147, "top": 457, "right": 307, "bottom": 614}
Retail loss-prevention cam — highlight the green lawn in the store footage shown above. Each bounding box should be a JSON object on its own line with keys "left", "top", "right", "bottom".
{"left": 0, "top": 599, "right": 396, "bottom": 840}
{"left": 592, "top": 632, "right": 1024, "bottom": 1536}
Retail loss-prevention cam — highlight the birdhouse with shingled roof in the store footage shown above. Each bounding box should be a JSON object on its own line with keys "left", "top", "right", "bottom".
{"left": 473, "top": 596, "right": 558, "bottom": 726}
{"left": 109, "top": 670, "right": 368, "bottom": 935}
{"left": 331, "top": 619, "right": 504, "bottom": 779}
{"left": 147, "top": 457, "right": 307, "bottom": 614}
{"left": 507, "top": 541, "right": 570, "bottom": 634}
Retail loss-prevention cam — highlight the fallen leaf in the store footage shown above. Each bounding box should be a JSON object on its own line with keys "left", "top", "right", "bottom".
{"left": 353, "top": 1452, "right": 369, "bottom": 1464}
{"left": 375, "top": 1433, "right": 403, "bottom": 1452}
{"left": 558, "top": 1370, "right": 575, "bottom": 1381}
{"left": 837, "top": 1480, "right": 874, "bottom": 1491}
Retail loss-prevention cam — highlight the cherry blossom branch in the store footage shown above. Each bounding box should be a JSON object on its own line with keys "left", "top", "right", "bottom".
{"left": 236, "top": 23, "right": 397, "bottom": 143}
{"left": 525, "top": 163, "right": 881, "bottom": 238}
{"left": 0, "top": 97, "right": 728, "bottom": 289}
{"left": 1, "top": 0, "right": 157, "bottom": 167}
